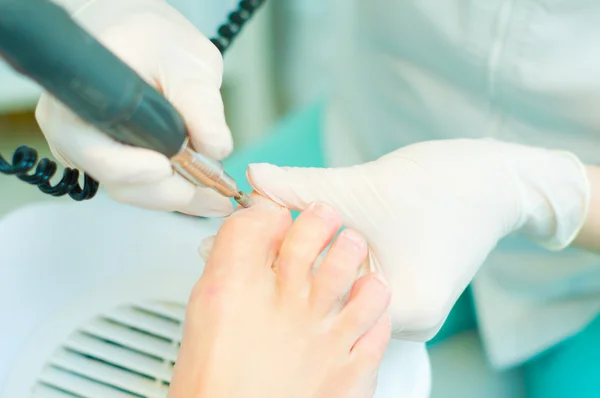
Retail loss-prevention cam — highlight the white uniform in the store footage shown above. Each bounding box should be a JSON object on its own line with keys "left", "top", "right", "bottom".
{"left": 325, "top": 0, "right": 600, "bottom": 368}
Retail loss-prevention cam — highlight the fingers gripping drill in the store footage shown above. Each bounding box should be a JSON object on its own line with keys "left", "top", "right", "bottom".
{"left": 0, "top": 0, "right": 252, "bottom": 207}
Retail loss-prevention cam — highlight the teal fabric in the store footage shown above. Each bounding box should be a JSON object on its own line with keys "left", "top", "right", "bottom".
{"left": 522, "top": 313, "right": 600, "bottom": 398}
{"left": 223, "top": 101, "right": 326, "bottom": 194}
{"left": 428, "top": 287, "right": 477, "bottom": 345}
{"left": 222, "top": 101, "right": 476, "bottom": 342}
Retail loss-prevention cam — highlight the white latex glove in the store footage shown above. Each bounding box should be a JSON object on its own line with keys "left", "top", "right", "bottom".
{"left": 246, "top": 138, "right": 590, "bottom": 341}
{"left": 37, "top": 0, "right": 233, "bottom": 216}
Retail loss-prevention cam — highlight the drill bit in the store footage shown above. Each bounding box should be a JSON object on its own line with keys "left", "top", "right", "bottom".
{"left": 234, "top": 191, "right": 253, "bottom": 208}
{"left": 171, "top": 141, "right": 253, "bottom": 209}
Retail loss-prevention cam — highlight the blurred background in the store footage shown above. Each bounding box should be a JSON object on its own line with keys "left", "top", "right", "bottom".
{"left": 0, "top": 0, "right": 335, "bottom": 216}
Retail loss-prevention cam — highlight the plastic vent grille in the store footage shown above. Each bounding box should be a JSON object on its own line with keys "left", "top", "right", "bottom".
{"left": 30, "top": 301, "right": 186, "bottom": 398}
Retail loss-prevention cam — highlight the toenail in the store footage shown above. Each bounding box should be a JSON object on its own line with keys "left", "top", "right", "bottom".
{"left": 249, "top": 193, "right": 284, "bottom": 210}
{"left": 308, "top": 202, "right": 339, "bottom": 223}
{"left": 339, "top": 229, "right": 366, "bottom": 249}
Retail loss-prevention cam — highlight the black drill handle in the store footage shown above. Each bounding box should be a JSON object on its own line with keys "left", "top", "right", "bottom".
{"left": 0, "top": 0, "right": 187, "bottom": 158}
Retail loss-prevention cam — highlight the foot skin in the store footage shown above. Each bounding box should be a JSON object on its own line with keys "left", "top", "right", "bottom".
{"left": 169, "top": 194, "right": 392, "bottom": 398}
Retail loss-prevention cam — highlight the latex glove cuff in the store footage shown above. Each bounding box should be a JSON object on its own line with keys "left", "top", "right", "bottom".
{"left": 511, "top": 146, "right": 590, "bottom": 250}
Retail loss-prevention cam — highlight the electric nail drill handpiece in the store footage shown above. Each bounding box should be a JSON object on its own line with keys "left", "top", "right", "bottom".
{"left": 0, "top": 0, "right": 252, "bottom": 208}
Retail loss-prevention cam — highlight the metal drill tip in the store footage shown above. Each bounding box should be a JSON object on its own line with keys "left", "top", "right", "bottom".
{"left": 234, "top": 191, "right": 252, "bottom": 208}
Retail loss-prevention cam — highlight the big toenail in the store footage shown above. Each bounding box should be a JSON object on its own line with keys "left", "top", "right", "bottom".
{"left": 340, "top": 229, "right": 366, "bottom": 249}
{"left": 308, "top": 202, "right": 339, "bottom": 222}
{"left": 250, "top": 194, "right": 285, "bottom": 210}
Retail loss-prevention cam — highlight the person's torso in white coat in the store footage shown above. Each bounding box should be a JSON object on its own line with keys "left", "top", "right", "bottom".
{"left": 324, "top": 0, "right": 600, "bottom": 368}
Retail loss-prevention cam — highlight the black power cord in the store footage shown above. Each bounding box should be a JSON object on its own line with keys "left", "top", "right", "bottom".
{"left": 0, "top": 145, "right": 99, "bottom": 200}
{"left": 0, "top": 0, "right": 265, "bottom": 201}
{"left": 211, "top": 0, "right": 265, "bottom": 53}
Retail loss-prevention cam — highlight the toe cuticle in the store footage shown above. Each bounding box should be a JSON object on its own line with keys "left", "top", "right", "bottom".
{"left": 309, "top": 202, "right": 339, "bottom": 223}
{"left": 340, "top": 229, "right": 365, "bottom": 250}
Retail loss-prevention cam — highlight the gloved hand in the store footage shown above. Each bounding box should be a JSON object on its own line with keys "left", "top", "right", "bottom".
{"left": 36, "top": 0, "right": 233, "bottom": 216}
{"left": 246, "top": 138, "right": 590, "bottom": 341}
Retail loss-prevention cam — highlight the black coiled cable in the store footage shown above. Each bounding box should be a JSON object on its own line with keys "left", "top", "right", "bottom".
{"left": 211, "top": 0, "right": 265, "bottom": 54}
{"left": 0, "top": 146, "right": 99, "bottom": 200}
{"left": 0, "top": 0, "right": 265, "bottom": 201}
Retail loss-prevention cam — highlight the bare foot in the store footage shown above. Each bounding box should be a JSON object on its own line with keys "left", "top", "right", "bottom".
{"left": 169, "top": 194, "right": 392, "bottom": 398}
